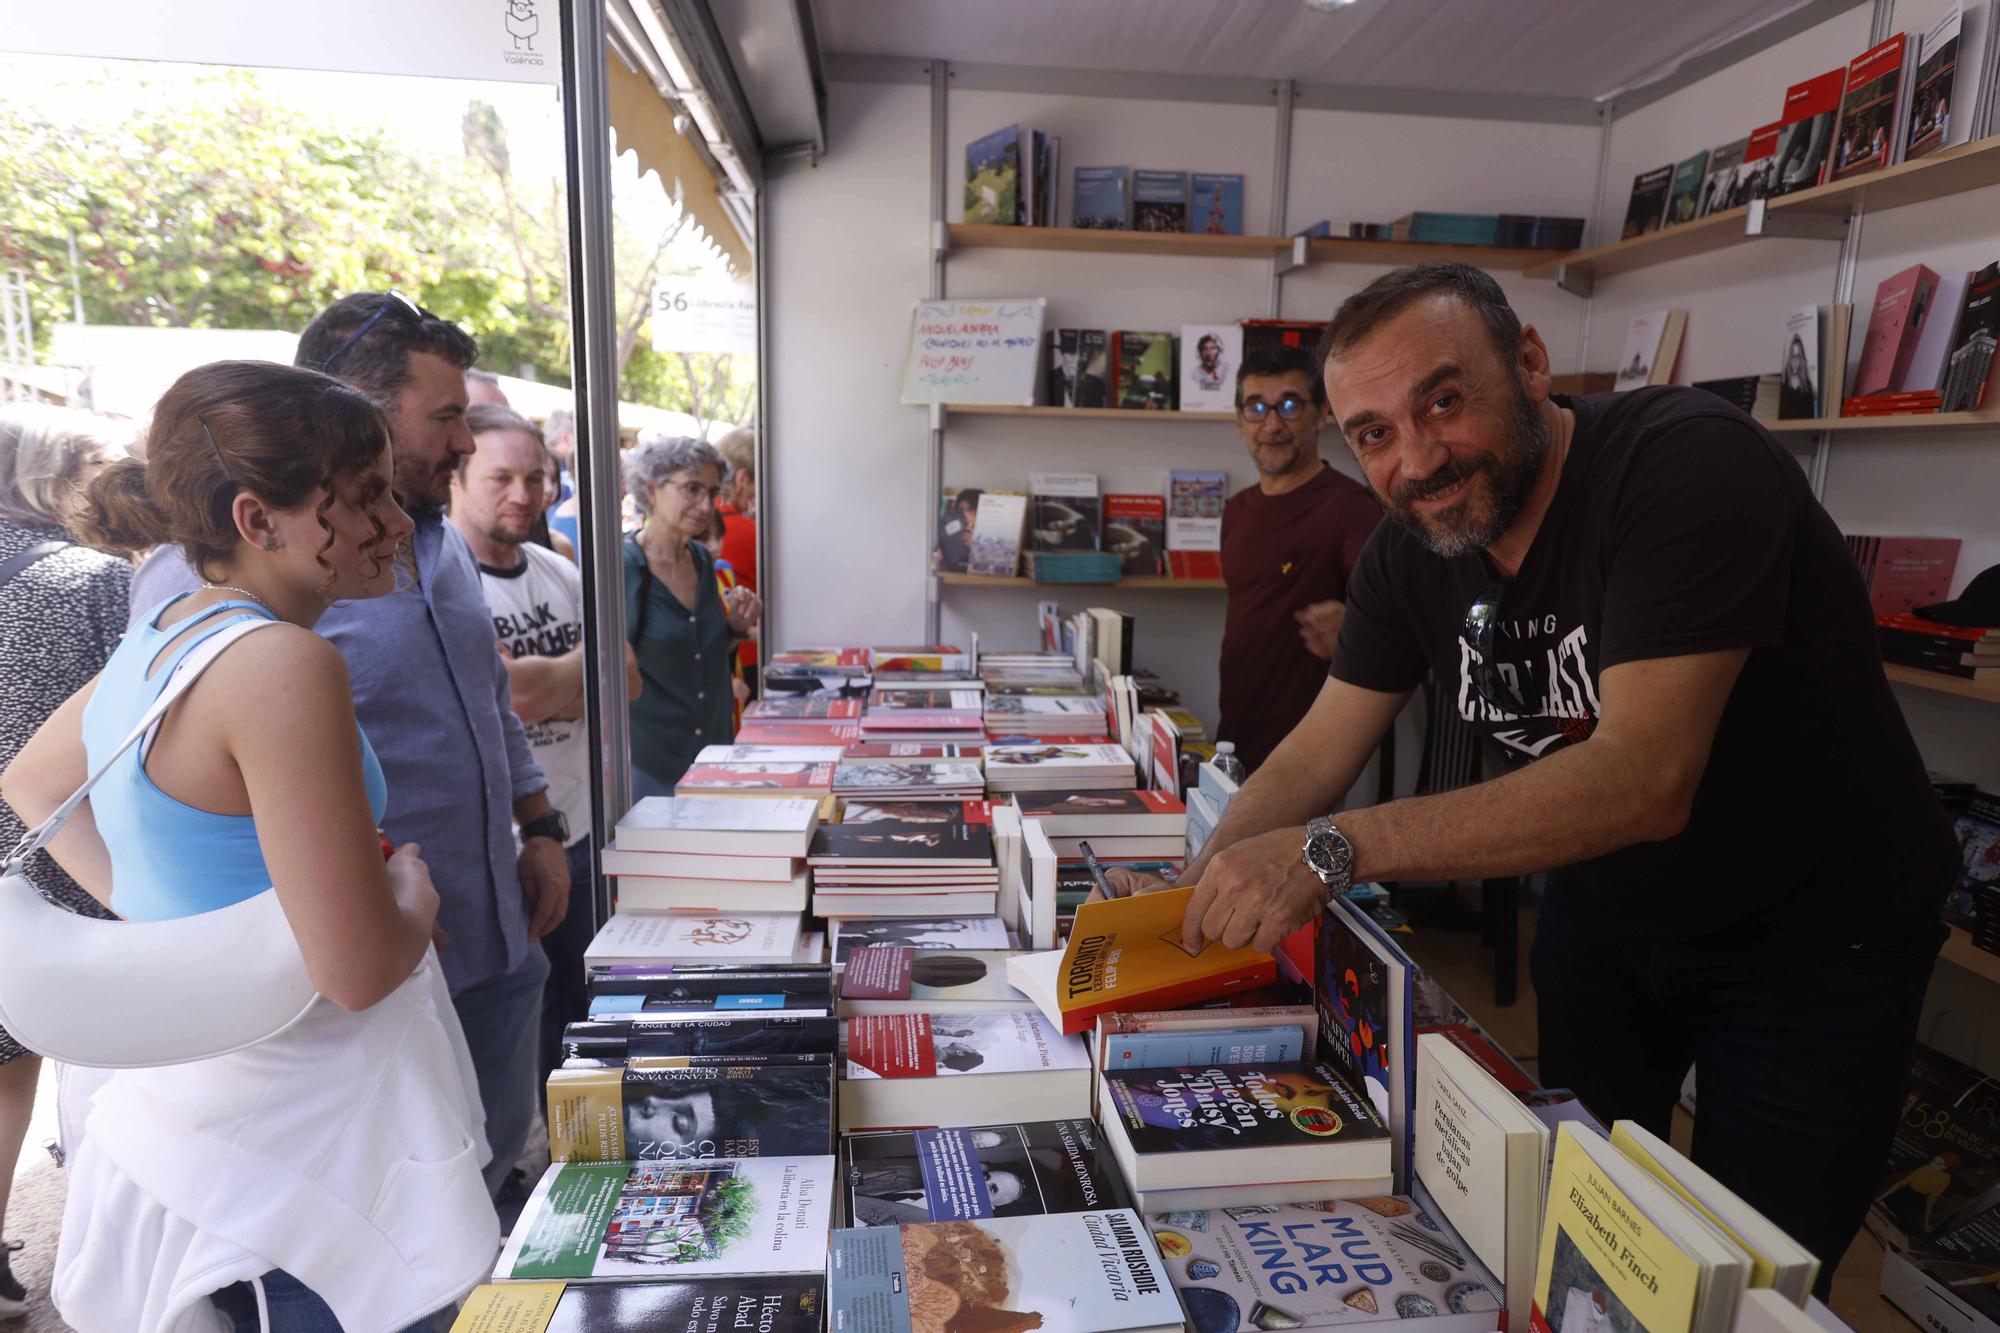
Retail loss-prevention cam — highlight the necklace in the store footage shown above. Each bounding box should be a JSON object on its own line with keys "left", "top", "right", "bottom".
{"left": 202, "top": 582, "right": 276, "bottom": 615}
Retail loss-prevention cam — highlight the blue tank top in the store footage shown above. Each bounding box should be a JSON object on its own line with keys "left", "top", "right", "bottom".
{"left": 82, "top": 595, "right": 390, "bottom": 922}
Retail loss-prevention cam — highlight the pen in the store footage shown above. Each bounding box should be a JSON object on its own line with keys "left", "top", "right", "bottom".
{"left": 1077, "top": 840, "right": 1115, "bottom": 899}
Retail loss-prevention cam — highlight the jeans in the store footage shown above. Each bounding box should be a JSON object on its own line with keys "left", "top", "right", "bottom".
{"left": 537, "top": 838, "right": 598, "bottom": 1085}
{"left": 1531, "top": 885, "right": 1943, "bottom": 1298}
{"left": 212, "top": 1269, "right": 435, "bottom": 1331}
{"left": 451, "top": 947, "right": 552, "bottom": 1196}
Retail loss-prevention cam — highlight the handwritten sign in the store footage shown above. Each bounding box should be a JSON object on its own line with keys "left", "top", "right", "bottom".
{"left": 653, "top": 277, "right": 758, "bottom": 355}
{"left": 901, "top": 298, "right": 1047, "bottom": 405}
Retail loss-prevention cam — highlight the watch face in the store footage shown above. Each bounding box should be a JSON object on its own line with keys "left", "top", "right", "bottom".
{"left": 1306, "top": 832, "right": 1352, "bottom": 882}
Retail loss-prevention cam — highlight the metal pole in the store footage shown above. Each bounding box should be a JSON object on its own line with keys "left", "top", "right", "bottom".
{"left": 925, "top": 57, "right": 948, "bottom": 644}
{"left": 754, "top": 186, "right": 772, "bottom": 679}
{"left": 1266, "top": 79, "right": 1294, "bottom": 319}
{"left": 1575, "top": 100, "right": 1615, "bottom": 372}
{"left": 561, "top": 0, "right": 629, "bottom": 929}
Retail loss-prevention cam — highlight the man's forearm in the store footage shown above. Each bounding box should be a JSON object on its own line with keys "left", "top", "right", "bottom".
{"left": 1188, "top": 739, "right": 1352, "bottom": 880}
{"left": 502, "top": 649, "right": 587, "bottom": 724}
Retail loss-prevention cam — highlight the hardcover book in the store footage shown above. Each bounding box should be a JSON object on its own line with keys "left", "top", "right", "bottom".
{"left": 842, "top": 1119, "right": 1135, "bottom": 1225}
{"left": 968, "top": 491, "right": 1030, "bottom": 577}
{"left": 448, "top": 1277, "right": 824, "bottom": 1333}
{"left": 1049, "top": 329, "right": 1112, "bottom": 407}
{"left": 495, "top": 1156, "right": 835, "bottom": 1281}
{"left": 1104, "top": 494, "right": 1167, "bottom": 576}
{"left": 1831, "top": 33, "right": 1913, "bottom": 181}
{"left": 1179, "top": 324, "right": 1243, "bottom": 414}
{"left": 1029, "top": 472, "right": 1104, "bottom": 553}
{"left": 1113, "top": 331, "right": 1178, "bottom": 410}
{"left": 1621, "top": 164, "right": 1673, "bottom": 239}
{"left": 1665, "top": 151, "right": 1709, "bottom": 226}
{"left": 1073, "top": 166, "right": 1132, "bottom": 229}
{"left": 546, "top": 1061, "right": 835, "bottom": 1162}
{"left": 1189, "top": 172, "right": 1246, "bottom": 235}
{"left": 966, "top": 125, "right": 1022, "bottom": 226}
{"left": 1695, "top": 138, "right": 1748, "bottom": 217}
{"left": 826, "top": 1210, "right": 1181, "bottom": 1333}
{"left": 1133, "top": 169, "right": 1190, "bottom": 232}
{"left": 1146, "top": 1198, "right": 1503, "bottom": 1333}
{"left": 1772, "top": 69, "right": 1844, "bottom": 197}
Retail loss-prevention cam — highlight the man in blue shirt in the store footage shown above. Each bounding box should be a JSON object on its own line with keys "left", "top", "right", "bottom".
{"left": 130, "top": 294, "right": 570, "bottom": 1198}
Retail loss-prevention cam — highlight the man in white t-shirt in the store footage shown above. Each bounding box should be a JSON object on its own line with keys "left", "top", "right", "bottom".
{"left": 453, "top": 403, "right": 639, "bottom": 1081}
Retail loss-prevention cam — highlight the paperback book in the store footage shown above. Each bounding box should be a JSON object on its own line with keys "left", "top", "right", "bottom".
{"left": 1049, "top": 329, "right": 1112, "bottom": 407}
{"left": 1941, "top": 262, "right": 2000, "bottom": 412}
{"left": 1734, "top": 122, "right": 1784, "bottom": 203}
{"left": 1771, "top": 69, "right": 1844, "bottom": 196}
{"left": 1621, "top": 164, "right": 1672, "bottom": 239}
{"left": 842, "top": 1118, "right": 1135, "bottom": 1225}
{"left": 1695, "top": 137, "right": 1748, "bottom": 217}
{"left": 1166, "top": 469, "right": 1228, "bottom": 579}
{"left": 583, "top": 912, "right": 804, "bottom": 969}
{"left": 1133, "top": 169, "right": 1190, "bottom": 232}
{"left": 965, "top": 125, "right": 1022, "bottom": 226}
{"left": 561, "top": 1015, "right": 838, "bottom": 1062}
{"left": 837, "top": 947, "right": 1036, "bottom": 1016}
{"left": 1778, "top": 306, "right": 1824, "bottom": 418}
{"left": 1189, "top": 172, "right": 1246, "bottom": 235}
{"left": 546, "top": 1061, "right": 835, "bottom": 1162}
{"left": 1665, "top": 151, "right": 1708, "bottom": 226}
{"left": 448, "top": 1277, "right": 824, "bottom": 1333}
{"left": 841, "top": 1010, "right": 1094, "bottom": 1130}
{"left": 1180, "top": 324, "right": 1243, "bottom": 413}
{"left": 1856, "top": 264, "right": 1944, "bottom": 397}
{"left": 968, "top": 491, "right": 1030, "bottom": 578}
{"left": 1104, "top": 494, "right": 1167, "bottom": 576}
{"left": 1074, "top": 166, "right": 1132, "bottom": 229}
{"left": 1113, "top": 330, "right": 1177, "bottom": 410}
{"left": 1029, "top": 473, "right": 1104, "bottom": 553}
{"left": 831, "top": 916, "right": 1013, "bottom": 965}
{"left": 1831, "top": 33, "right": 1913, "bottom": 181}
{"left": 615, "top": 796, "right": 820, "bottom": 857}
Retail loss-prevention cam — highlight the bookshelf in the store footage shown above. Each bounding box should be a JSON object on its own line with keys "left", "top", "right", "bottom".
{"left": 944, "top": 223, "right": 1551, "bottom": 271}
{"left": 1883, "top": 662, "right": 2000, "bottom": 704}
{"left": 1756, "top": 411, "right": 2000, "bottom": 433}
{"left": 946, "top": 404, "right": 1236, "bottom": 423}
{"left": 936, "top": 572, "right": 1225, "bottom": 591}
{"left": 1942, "top": 923, "right": 2000, "bottom": 986}
{"left": 1524, "top": 132, "right": 2000, "bottom": 287}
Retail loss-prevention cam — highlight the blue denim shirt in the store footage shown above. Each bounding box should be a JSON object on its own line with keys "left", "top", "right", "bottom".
{"left": 128, "top": 514, "right": 546, "bottom": 992}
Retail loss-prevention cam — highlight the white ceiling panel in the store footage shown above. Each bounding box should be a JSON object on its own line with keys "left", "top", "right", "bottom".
{"left": 811, "top": 0, "right": 1820, "bottom": 102}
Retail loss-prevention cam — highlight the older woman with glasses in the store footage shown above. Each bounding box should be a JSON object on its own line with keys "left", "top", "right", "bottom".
{"left": 622, "top": 433, "right": 760, "bottom": 796}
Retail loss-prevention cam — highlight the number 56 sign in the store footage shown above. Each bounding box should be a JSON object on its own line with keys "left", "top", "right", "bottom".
{"left": 652, "top": 277, "right": 757, "bottom": 354}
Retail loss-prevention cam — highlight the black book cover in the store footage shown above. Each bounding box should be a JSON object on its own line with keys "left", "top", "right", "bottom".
{"left": 1872, "top": 1043, "right": 2000, "bottom": 1243}
{"left": 563, "top": 1014, "right": 839, "bottom": 1060}
{"left": 535, "top": 1276, "right": 824, "bottom": 1333}
{"left": 621, "top": 1063, "right": 836, "bottom": 1160}
{"left": 1048, "top": 328, "right": 1110, "bottom": 407}
{"left": 1621, "top": 163, "right": 1673, "bottom": 239}
{"left": 842, "top": 1119, "right": 1134, "bottom": 1225}
{"left": 563, "top": 1053, "right": 832, "bottom": 1069}
{"left": 808, "top": 822, "right": 995, "bottom": 862}
{"left": 1099, "top": 1060, "right": 1387, "bottom": 1154}
{"left": 1942, "top": 263, "right": 2000, "bottom": 412}
{"left": 588, "top": 969, "right": 834, "bottom": 1001}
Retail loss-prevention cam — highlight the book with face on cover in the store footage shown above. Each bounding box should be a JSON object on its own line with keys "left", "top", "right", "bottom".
{"left": 447, "top": 1276, "right": 825, "bottom": 1333}
{"left": 831, "top": 916, "right": 1014, "bottom": 965}
{"left": 827, "top": 1210, "right": 1181, "bottom": 1333}
{"left": 1694, "top": 138, "right": 1748, "bottom": 217}
{"left": 546, "top": 1061, "right": 835, "bottom": 1163}
{"left": 841, "top": 1118, "right": 1134, "bottom": 1227}
{"left": 1831, "top": 33, "right": 1914, "bottom": 181}
{"left": 494, "top": 1156, "right": 835, "bottom": 1282}
{"left": 839, "top": 1010, "right": 1093, "bottom": 1131}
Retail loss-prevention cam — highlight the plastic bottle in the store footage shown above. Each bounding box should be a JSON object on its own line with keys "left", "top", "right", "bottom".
{"left": 1211, "top": 741, "right": 1247, "bottom": 785}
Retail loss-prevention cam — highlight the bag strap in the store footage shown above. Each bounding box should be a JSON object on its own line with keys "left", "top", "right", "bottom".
{"left": 4, "top": 614, "right": 278, "bottom": 874}
{"left": 0, "top": 540, "right": 66, "bottom": 594}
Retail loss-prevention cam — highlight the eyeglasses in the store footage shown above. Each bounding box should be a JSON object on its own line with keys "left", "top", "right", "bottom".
{"left": 320, "top": 290, "right": 429, "bottom": 372}
{"left": 669, "top": 478, "right": 723, "bottom": 504}
{"left": 1238, "top": 393, "right": 1312, "bottom": 424}
{"left": 1463, "top": 581, "right": 1532, "bottom": 716}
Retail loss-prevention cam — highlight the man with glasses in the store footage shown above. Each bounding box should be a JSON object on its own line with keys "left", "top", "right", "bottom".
{"left": 1217, "top": 344, "right": 1381, "bottom": 773}
{"left": 1151, "top": 263, "right": 1955, "bottom": 1293}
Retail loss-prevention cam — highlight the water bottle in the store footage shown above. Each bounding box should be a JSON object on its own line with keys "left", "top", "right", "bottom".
{"left": 1211, "top": 741, "right": 1247, "bottom": 785}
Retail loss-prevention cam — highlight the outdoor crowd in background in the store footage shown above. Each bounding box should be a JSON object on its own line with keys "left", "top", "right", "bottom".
{"left": 0, "top": 291, "right": 760, "bottom": 1329}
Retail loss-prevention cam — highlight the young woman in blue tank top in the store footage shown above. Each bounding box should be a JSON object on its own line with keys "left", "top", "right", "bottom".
{"left": 2, "top": 362, "right": 494, "bottom": 1332}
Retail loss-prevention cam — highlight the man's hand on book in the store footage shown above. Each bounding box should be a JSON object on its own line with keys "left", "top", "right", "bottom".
{"left": 1096, "top": 866, "right": 1177, "bottom": 902}
{"left": 1180, "top": 824, "right": 1322, "bottom": 954}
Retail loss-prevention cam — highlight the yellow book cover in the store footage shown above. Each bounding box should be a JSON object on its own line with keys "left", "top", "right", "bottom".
{"left": 1050, "top": 885, "right": 1274, "bottom": 1034}
{"left": 1532, "top": 1125, "right": 1703, "bottom": 1333}
{"left": 1609, "top": 1122, "right": 1778, "bottom": 1289}
{"left": 449, "top": 1282, "right": 564, "bottom": 1332}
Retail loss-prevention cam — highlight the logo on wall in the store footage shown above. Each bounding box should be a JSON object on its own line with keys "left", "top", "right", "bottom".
{"left": 503, "top": 0, "right": 545, "bottom": 68}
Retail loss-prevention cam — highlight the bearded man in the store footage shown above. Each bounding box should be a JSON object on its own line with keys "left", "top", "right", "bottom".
{"left": 1115, "top": 263, "right": 1955, "bottom": 1294}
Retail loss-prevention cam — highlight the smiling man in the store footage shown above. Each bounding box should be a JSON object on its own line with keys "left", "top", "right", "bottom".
{"left": 1167, "top": 263, "right": 1956, "bottom": 1289}
{"left": 1217, "top": 345, "right": 1380, "bottom": 773}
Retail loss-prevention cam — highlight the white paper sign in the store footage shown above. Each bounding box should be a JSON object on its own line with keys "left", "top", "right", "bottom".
{"left": 901, "top": 298, "right": 1047, "bottom": 405}
{"left": 651, "top": 276, "right": 758, "bottom": 354}
{"left": 0, "top": 0, "right": 559, "bottom": 85}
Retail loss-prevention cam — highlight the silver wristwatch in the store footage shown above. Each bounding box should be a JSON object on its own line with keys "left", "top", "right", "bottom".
{"left": 1302, "top": 815, "right": 1355, "bottom": 902}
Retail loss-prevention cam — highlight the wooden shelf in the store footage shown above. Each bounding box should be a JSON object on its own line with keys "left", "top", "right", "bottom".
{"left": 1756, "top": 411, "right": 2000, "bottom": 432}
{"left": 946, "top": 223, "right": 1558, "bottom": 270}
{"left": 937, "top": 572, "right": 1225, "bottom": 590}
{"left": 1941, "top": 924, "right": 2000, "bottom": 985}
{"left": 1883, "top": 662, "right": 2000, "bottom": 703}
{"left": 946, "top": 404, "right": 1237, "bottom": 422}
{"left": 1526, "top": 133, "right": 2000, "bottom": 285}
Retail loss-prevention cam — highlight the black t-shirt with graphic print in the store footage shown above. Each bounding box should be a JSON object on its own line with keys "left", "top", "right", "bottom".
{"left": 1329, "top": 387, "right": 1956, "bottom": 954}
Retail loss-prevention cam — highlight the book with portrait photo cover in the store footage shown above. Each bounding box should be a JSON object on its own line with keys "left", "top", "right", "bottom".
{"left": 841, "top": 1118, "right": 1134, "bottom": 1227}
{"left": 839, "top": 1011, "right": 1093, "bottom": 1131}
{"left": 837, "top": 948, "right": 1037, "bottom": 1016}
{"left": 448, "top": 1276, "right": 825, "bottom": 1333}
{"left": 546, "top": 1061, "right": 835, "bottom": 1163}
{"left": 830, "top": 916, "right": 1014, "bottom": 965}
{"left": 809, "top": 821, "right": 995, "bottom": 866}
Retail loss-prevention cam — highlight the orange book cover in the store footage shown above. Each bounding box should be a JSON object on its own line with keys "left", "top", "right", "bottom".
{"left": 1052, "top": 886, "right": 1275, "bottom": 1034}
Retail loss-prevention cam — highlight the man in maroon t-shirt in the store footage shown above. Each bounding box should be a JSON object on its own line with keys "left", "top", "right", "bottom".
{"left": 1218, "top": 345, "right": 1381, "bottom": 771}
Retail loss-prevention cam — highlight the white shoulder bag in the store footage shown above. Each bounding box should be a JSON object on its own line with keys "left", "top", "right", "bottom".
{"left": 0, "top": 616, "right": 323, "bottom": 1068}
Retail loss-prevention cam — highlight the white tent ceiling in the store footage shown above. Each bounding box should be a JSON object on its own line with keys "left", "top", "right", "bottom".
{"left": 810, "top": 0, "right": 1822, "bottom": 103}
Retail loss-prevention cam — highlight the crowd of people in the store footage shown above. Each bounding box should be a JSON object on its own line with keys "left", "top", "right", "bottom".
{"left": 0, "top": 291, "right": 760, "bottom": 1330}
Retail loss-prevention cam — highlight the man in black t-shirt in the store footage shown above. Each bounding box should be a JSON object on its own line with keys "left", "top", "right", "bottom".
{"left": 1132, "top": 263, "right": 1955, "bottom": 1289}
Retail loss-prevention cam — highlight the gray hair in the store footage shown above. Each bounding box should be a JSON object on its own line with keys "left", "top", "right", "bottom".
{"left": 0, "top": 403, "right": 128, "bottom": 529}
{"left": 623, "top": 432, "right": 726, "bottom": 517}
{"left": 712, "top": 425, "right": 754, "bottom": 482}
{"left": 544, "top": 405, "right": 575, "bottom": 442}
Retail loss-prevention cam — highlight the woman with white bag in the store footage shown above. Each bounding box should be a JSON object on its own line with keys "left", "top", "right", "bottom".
{"left": 0, "top": 360, "right": 498, "bottom": 1332}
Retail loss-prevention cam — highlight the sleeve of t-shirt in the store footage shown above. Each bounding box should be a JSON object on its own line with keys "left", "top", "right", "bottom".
{"left": 1597, "top": 413, "right": 1798, "bottom": 669}
{"left": 1327, "top": 525, "right": 1429, "bottom": 693}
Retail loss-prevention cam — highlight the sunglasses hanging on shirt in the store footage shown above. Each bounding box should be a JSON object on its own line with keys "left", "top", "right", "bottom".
{"left": 1462, "top": 581, "right": 1535, "bottom": 716}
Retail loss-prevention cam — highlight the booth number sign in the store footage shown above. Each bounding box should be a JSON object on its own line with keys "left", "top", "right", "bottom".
{"left": 652, "top": 277, "right": 757, "bottom": 355}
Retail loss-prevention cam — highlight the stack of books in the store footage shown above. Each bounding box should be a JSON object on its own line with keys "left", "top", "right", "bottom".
{"left": 740, "top": 696, "right": 863, "bottom": 729}
{"left": 984, "top": 692, "right": 1111, "bottom": 739}
{"left": 1693, "top": 374, "right": 1783, "bottom": 418}
{"left": 675, "top": 744, "right": 841, "bottom": 800}
{"left": 870, "top": 643, "right": 970, "bottom": 675}
{"left": 1014, "top": 788, "right": 1186, "bottom": 864}
{"left": 857, "top": 684, "right": 986, "bottom": 742}
{"left": 600, "top": 795, "right": 819, "bottom": 914}
{"left": 985, "top": 741, "right": 1137, "bottom": 794}
{"left": 838, "top": 1009, "right": 1093, "bottom": 1131}
{"left": 806, "top": 816, "right": 1000, "bottom": 918}
{"left": 1878, "top": 611, "right": 2000, "bottom": 681}
{"left": 831, "top": 759, "right": 985, "bottom": 801}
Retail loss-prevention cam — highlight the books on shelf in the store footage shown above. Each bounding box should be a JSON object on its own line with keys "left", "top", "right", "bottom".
{"left": 583, "top": 912, "right": 805, "bottom": 969}
{"left": 840, "top": 1118, "right": 1135, "bottom": 1225}
{"left": 968, "top": 490, "right": 1031, "bottom": 577}
{"left": 1049, "top": 328, "right": 1112, "bottom": 408}
{"left": 616, "top": 796, "right": 821, "bottom": 858}
{"left": 1145, "top": 1198, "right": 1504, "bottom": 1332}
{"left": 1942, "top": 262, "right": 2000, "bottom": 411}
{"left": 1097, "top": 1059, "right": 1392, "bottom": 1200}
{"left": 1189, "top": 172, "right": 1246, "bottom": 235}
{"left": 1692, "top": 375, "right": 1781, "bottom": 418}
{"left": 1009, "top": 885, "right": 1276, "bottom": 1034}
{"left": 1074, "top": 166, "right": 1132, "bottom": 229}
{"left": 1696, "top": 137, "right": 1749, "bottom": 217}
{"left": 1104, "top": 493, "right": 1167, "bottom": 576}
{"left": 1848, "top": 535, "right": 1961, "bottom": 615}
{"left": 546, "top": 1060, "right": 834, "bottom": 1162}
{"left": 1831, "top": 32, "right": 1915, "bottom": 182}
{"left": 1772, "top": 69, "right": 1844, "bottom": 197}
{"left": 830, "top": 915, "right": 1014, "bottom": 965}
{"left": 1166, "top": 468, "right": 1227, "bottom": 580}
{"left": 1665, "top": 150, "right": 1709, "bottom": 226}
{"left": 826, "top": 1210, "right": 1182, "bottom": 1333}
{"left": 840, "top": 1010, "right": 1094, "bottom": 1131}
{"left": 1733, "top": 121, "right": 1784, "bottom": 204}
{"left": 836, "top": 947, "right": 1036, "bottom": 1016}
{"left": 448, "top": 1276, "right": 824, "bottom": 1333}
{"left": 1133, "top": 169, "right": 1190, "bottom": 232}
{"left": 1907, "top": 5, "right": 1988, "bottom": 161}
{"left": 1179, "top": 323, "right": 1243, "bottom": 414}
{"left": 1613, "top": 309, "right": 1686, "bottom": 391}
{"left": 1778, "top": 305, "right": 1825, "bottom": 418}
{"left": 1029, "top": 472, "right": 1103, "bottom": 553}
{"left": 1113, "top": 330, "right": 1177, "bottom": 409}
{"left": 1622, "top": 163, "right": 1673, "bottom": 239}
{"left": 965, "top": 125, "right": 1023, "bottom": 226}
{"left": 494, "top": 1156, "right": 834, "bottom": 1281}
{"left": 1857, "top": 264, "right": 1944, "bottom": 397}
